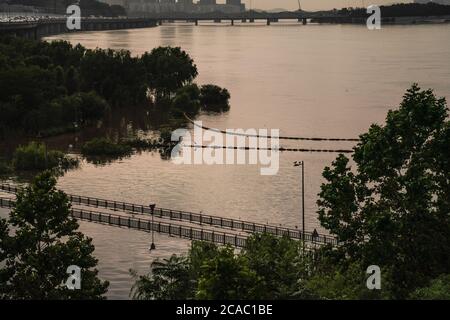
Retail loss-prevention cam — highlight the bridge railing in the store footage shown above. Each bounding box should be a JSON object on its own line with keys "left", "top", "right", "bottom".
{"left": 0, "top": 197, "right": 248, "bottom": 248}
{"left": 0, "top": 183, "right": 338, "bottom": 246}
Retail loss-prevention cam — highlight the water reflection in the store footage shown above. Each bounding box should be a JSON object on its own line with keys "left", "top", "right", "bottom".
{"left": 5, "top": 23, "right": 449, "bottom": 298}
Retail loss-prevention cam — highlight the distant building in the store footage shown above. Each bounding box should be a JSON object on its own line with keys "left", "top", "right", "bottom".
{"left": 125, "top": 0, "right": 246, "bottom": 16}
{"left": 414, "top": 0, "right": 450, "bottom": 5}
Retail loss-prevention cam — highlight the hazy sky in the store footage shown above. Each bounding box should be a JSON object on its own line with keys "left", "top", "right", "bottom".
{"left": 238, "top": 0, "right": 410, "bottom": 11}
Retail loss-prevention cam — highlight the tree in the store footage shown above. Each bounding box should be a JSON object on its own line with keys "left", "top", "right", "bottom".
{"left": 142, "top": 47, "right": 198, "bottom": 98}
{"left": 65, "top": 66, "right": 79, "bottom": 95}
{"left": 317, "top": 84, "right": 450, "bottom": 299}
{"left": 196, "top": 246, "right": 261, "bottom": 300}
{"left": 242, "top": 234, "right": 305, "bottom": 299}
{"left": 0, "top": 171, "right": 109, "bottom": 299}
{"left": 409, "top": 274, "right": 450, "bottom": 300}
{"left": 199, "top": 84, "right": 230, "bottom": 112}
{"left": 130, "top": 255, "right": 194, "bottom": 300}
{"left": 130, "top": 234, "right": 315, "bottom": 300}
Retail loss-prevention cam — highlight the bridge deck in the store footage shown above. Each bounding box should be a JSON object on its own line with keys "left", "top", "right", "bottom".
{"left": 0, "top": 183, "right": 337, "bottom": 246}
{"left": 0, "top": 197, "right": 248, "bottom": 248}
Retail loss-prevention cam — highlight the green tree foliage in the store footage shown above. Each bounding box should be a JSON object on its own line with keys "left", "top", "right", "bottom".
{"left": 196, "top": 246, "right": 261, "bottom": 300}
{"left": 65, "top": 66, "right": 80, "bottom": 95}
{"left": 304, "top": 259, "right": 389, "bottom": 300}
{"left": 142, "top": 47, "right": 198, "bottom": 98}
{"left": 131, "top": 234, "right": 316, "bottom": 300}
{"left": 409, "top": 274, "right": 450, "bottom": 300}
{"left": 79, "top": 48, "right": 148, "bottom": 106}
{"left": 81, "top": 138, "right": 132, "bottom": 157}
{"left": 172, "top": 84, "right": 201, "bottom": 117}
{"left": 12, "top": 141, "right": 78, "bottom": 171}
{"left": 317, "top": 84, "right": 450, "bottom": 299}
{"left": 130, "top": 255, "right": 194, "bottom": 300}
{"left": 0, "top": 171, "right": 109, "bottom": 299}
{"left": 0, "top": 36, "right": 217, "bottom": 136}
{"left": 199, "top": 84, "right": 231, "bottom": 112}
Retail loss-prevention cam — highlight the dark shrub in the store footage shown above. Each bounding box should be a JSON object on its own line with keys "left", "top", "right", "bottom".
{"left": 199, "top": 84, "right": 230, "bottom": 112}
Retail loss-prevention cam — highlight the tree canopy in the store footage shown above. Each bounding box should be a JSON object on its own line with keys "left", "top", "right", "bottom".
{"left": 142, "top": 46, "right": 198, "bottom": 99}
{"left": 0, "top": 171, "right": 109, "bottom": 299}
{"left": 318, "top": 84, "right": 450, "bottom": 299}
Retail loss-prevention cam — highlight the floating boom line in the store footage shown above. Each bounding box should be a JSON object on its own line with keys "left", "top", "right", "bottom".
{"left": 184, "top": 114, "right": 360, "bottom": 142}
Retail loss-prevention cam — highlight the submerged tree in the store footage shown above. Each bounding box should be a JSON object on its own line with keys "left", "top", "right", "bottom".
{"left": 199, "top": 84, "right": 231, "bottom": 112}
{"left": 0, "top": 171, "right": 109, "bottom": 299}
{"left": 142, "top": 46, "right": 198, "bottom": 99}
{"left": 317, "top": 84, "right": 450, "bottom": 299}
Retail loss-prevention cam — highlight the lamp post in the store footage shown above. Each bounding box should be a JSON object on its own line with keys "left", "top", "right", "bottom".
{"left": 149, "top": 204, "right": 156, "bottom": 251}
{"left": 294, "top": 161, "right": 305, "bottom": 255}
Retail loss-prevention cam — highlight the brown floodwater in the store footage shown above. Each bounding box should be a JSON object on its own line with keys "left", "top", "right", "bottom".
{"left": 1, "top": 22, "right": 450, "bottom": 299}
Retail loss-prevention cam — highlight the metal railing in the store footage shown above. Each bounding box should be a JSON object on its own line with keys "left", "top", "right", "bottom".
{"left": 0, "top": 183, "right": 338, "bottom": 245}
{"left": 0, "top": 197, "right": 248, "bottom": 248}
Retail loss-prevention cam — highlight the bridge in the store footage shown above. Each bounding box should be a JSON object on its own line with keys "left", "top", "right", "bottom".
{"left": 0, "top": 17, "right": 157, "bottom": 40}
{"left": 0, "top": 183, "right": 337, "bottom": 249}
{"left": 145, "top": 11, "right": 353, "bottom": 26}
{"left": 0, "top": 10, "right": 379, "bottom": 40}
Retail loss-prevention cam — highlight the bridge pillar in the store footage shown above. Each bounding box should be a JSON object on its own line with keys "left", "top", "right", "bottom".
{"left": 195, "top": 19, "right": 198, "bottom": 26}
{"left": 231, "top": 19, "right": 234, "bottom": 26}
{"left": 158, "top": 20, "right": 162, "bottom": 26}
{"left": 302, "top": 18, "right": 307, "bottom": 25}
{"left": 267, "top": 19, "right": 271, "bottom": 26}
{"left": 249, "top": 18, "right": 255, "bottom": 23}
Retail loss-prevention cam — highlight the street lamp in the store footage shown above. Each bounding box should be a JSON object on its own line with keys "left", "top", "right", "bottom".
{"left": 294, "top": 161, "right": 305, "bottom": 255}
{"left": 149, "top": 204, "right": 156, "bottom": 251}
